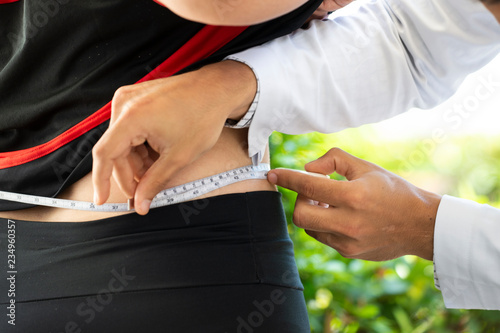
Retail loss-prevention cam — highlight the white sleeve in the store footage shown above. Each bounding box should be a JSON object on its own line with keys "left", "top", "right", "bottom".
{"left": 434, "top": 195, "right": 500, "bottom": 310}
{"left": 229, "top": 0, "right": 500, "bottom": 160}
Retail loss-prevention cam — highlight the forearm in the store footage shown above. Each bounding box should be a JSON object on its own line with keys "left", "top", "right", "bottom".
{"left": 155, "top": 0, "right": 308, "bottom": 25}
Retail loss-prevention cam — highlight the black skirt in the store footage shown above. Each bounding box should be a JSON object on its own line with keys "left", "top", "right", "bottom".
{"left": 0, "top": 191, "right": 309, "bottom": 332}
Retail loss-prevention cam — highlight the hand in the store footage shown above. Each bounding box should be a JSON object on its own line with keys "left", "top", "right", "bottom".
{"left": 92, "top": 61, "right": 257, "bottom": 215}
{"left": 267, "top": 148, "right": 442, "bottom": 261}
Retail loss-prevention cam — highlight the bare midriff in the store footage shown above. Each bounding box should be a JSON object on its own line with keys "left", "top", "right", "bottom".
{"left": 0, "top": 128, "right": 275, "bottom": 222}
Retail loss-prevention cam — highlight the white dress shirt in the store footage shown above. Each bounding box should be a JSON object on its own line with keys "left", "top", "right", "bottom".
{"left": 227, "top": 0, "right": 500, "bottom": 309}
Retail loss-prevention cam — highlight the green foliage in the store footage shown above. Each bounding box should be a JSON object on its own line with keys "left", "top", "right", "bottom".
{"left": 269, "top": 127, "right": 500, "bottom": 333}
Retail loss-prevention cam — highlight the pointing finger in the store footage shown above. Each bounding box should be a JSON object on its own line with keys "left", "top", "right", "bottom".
{"left": 267, "top": 168, "right": 346, "bottom": 205}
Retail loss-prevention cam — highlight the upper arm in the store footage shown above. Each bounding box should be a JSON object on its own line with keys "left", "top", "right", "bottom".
{"left": 228, "top": 0, "right": 500, "bottom": 158}
{"left": 154, "top": 0, "right": 309, "bottom": 26}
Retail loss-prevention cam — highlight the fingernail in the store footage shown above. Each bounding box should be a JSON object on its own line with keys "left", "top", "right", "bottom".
{"left": 140, "top": 200, "right": 152, "bottom": 214}
{"left": 93, "top": 193, "right": 99, "bottom": 205}
{"left": 268, "top": 172, "right": 278, "bottom": 184}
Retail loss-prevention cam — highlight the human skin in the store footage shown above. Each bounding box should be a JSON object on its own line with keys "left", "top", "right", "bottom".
{"left": 157, "top": 0, "right": 500, "bottom": 29}
{"left": 267, "top": 148, "right": 441, "bottom": 261}
{"left": 91, "top": 61, "right": 260, "bottom": 215}
{"left": 155, "top": 0, "right": 352, "bottom": 25}
{"left": 263, "top": 1, "right": 500, "bottom": 262}
{"left": 91, "top": 0, "right": 354, "bottom": 215}
{"left": 155, "top": 0, "right": 308, "bottom": 26}
{"left": 4, "top": 1, "right": 497, "bottom": 222}
{"left": 1, "top": 1, "right": 353, "bottom": 220}
{"left": 0, "top": 61, "right": 273, "bottom": 221}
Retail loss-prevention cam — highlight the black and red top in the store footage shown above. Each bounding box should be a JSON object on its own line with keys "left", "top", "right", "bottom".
{"left": 0, "top": 0, "right": 321, "bottom": 211}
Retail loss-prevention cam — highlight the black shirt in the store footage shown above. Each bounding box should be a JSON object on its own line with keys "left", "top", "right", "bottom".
{"left": 0, "top": 0, "right": 322, "bottom": 210}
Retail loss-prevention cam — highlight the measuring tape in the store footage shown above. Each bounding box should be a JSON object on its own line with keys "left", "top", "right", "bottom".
{"left": 0, "top": 164, "right": 270, "bottom": 212}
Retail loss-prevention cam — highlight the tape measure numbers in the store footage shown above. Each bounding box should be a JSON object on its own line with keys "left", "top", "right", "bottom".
{"left": 0, "top": 164, "right": 270, "bottom": 212}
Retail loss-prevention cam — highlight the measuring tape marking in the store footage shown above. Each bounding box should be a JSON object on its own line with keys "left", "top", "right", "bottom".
{"left": 0, "top": 164, "right": 270, "bottom": 212}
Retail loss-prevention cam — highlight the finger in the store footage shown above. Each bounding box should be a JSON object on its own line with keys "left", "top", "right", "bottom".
{"left": 293, "top": 194, "right": 361, "bottom": 236}
{"left": 305, "top": 198, "right": 329, "bottom": 208}
{"left": 126, "top": 148, "right": 148, "bottom": 181}
{"left": 305, "top": 147, "right": 372, "bottom": 181}
{"left": 305, "top": 229, "right": 358, "bottom": 258}
{"left": 305, "top": 229, "right": 342, "bottom": 249}
{"left": 267, "top": 168, "right": 346, "bottom": 205}
{"left": 317, "top": 202, "right": 330, "bottom": 208}
{"left": 306, "top": 229, "right": 388, "bottom": 261}
{"left": 292, "top": 194, "right": 343, "bottom": 232}
{"left": 92, "top": 155, "right": 113, "bottom": 205}
{"left": 133, "top": 153, "right": 186, "bottom": 215}
{"left": 112, "top": 157, "right": 138, "bottom": 199}
{"left": 92, "top": 124, "right": 146, "bottom": 205}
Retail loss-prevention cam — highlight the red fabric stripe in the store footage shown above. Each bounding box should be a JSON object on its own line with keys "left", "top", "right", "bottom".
{"left": 151, "top": 0, "right": 166, "bottom": 8}
{"left": 0, "top": 0, "right": 20, "bottom": 4}
{"left": 0, "top": 25, "right": 248, "bottom": 169}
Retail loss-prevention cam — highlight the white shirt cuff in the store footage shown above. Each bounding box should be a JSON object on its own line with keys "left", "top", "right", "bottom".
{"left": 434, "top": 195, "right": 500, "bottom": 309}
{"left": 223, "top": 57, "right": 260, "bottom": 129}
{"left": 223, "top": 56, "right": 267, "bottom": 164}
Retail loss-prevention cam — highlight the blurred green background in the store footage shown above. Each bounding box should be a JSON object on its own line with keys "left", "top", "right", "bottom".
{"left": 269, "top": 127, "right": 500, "bottom": 333}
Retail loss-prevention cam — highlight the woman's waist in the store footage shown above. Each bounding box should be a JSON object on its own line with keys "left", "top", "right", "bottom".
{"left": 0, "top": 128, "right": 276, "bottom": 222}
{"left": 1, "top": 191, "right": 289, "bottom": 244}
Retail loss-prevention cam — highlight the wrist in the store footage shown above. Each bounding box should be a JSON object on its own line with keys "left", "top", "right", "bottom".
{"left": 201, "top": 60, "right": 258, "bottom": 122}
{"left": 410, "top": 189, "right": 442, "bottom": 260}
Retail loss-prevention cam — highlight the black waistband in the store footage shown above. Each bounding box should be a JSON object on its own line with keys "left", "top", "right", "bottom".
{"left": 0, "top": 191, "right": 303, "bottom": 304}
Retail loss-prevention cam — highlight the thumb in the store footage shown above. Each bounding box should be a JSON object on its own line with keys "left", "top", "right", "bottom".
{"left": 305, "top": 147, "right": 370, "bottom": 181}
{"left": 133, "top": 154, "right": 184, "bottom": 215}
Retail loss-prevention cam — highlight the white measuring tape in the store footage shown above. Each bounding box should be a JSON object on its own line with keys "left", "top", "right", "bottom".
{"left": 0, "top": 164, "right": 270, "bottom": 212}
